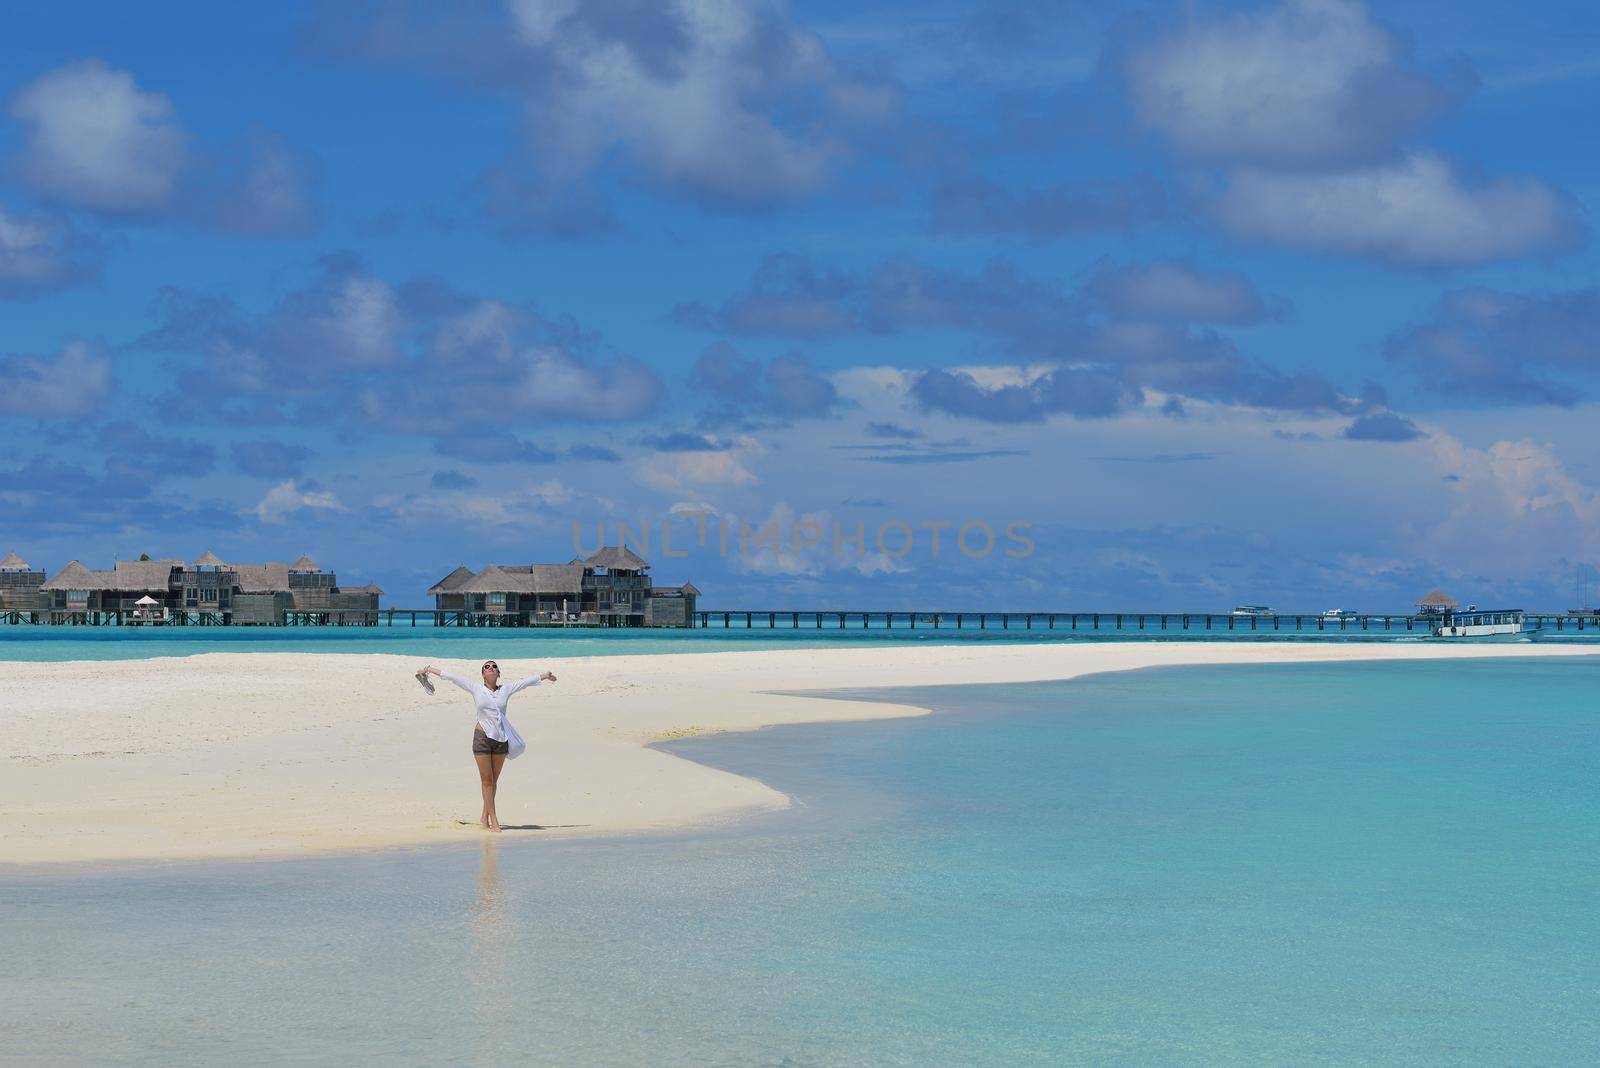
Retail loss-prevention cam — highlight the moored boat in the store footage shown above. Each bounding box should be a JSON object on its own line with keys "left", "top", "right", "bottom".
{"left": 1429, "top": 608, "right": 1540, "bottom": 640}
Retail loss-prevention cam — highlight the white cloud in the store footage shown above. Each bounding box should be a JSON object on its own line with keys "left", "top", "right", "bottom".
{"left": 0, "top": 337, "right": 113, "bottom": 416}
{"left": 424, "top": 298, "right": 664, "bottom": 420}
{"left": 251, "top": 480, "right": 343, "bottom": 523}
{"left": 634, "top": 449, "right": 760, "bottom": 492}
{"left": 1423, "top": 434, "right": 1600, "bottom": 571}
{"left": 7, "top": 59, "right": 312, "bottom": 232}
{"left": 1208, "top": 152, "right": 1584, "bottom": 267}
{"left": 9, "top": 59, "right": 188, "bottom": 214}
{"left": 503, "top": 0, "right": 898, "bottom": 205}
{"left": 1123, "top": 0, "right": 1466, "bottom": 166}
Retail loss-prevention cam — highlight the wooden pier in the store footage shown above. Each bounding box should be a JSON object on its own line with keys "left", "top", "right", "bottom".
{"left": 2, "top": 607, "right": 1595, "bottom": 633}
{"left": 689, "top": 610, "right": 1597, "bottom": 633}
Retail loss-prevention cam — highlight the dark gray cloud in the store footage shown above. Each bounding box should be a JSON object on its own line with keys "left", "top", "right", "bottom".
{"left": 430, "top": 469, "right": 479, "bottom": 490}
{"left": 139, "top": 255, "right": 665, "bottom": 425}
{"left": 565, "top": 443, "right": 621, "bottom": 463}
{"left": 429, "top": 434, "right": 619, "bottom": 465}
{"left": 1085, "top": 260, "right": 1280, "bottom": 325}
{"left": 930, "top": 175, "right": 1167, "bottom": 239}
{"left": 1098, "top": 452, "right": 1218, "bottom": 463}
{"left": 1385, "top": 286, "right": 1599, "bottom": 404}
{"left": 910, "top": 367, "right": 1135, "bottom": 422}
{"left": 683, "top": 252, "right": 1361, "bottom": 417}
{"left": 850, "top": 448, "right": 1028, "bottom": 464}
{"left": 637, "top": 432, "right": 734, "bottom": 453}
{"left": 96, "top": 422, "right": 215, "bottom": 477}
{"left": 231, "top": 439, "right": 313, "bottom": 478}
{"left": 432, "top": 434, "right": 558, "bottom": 465}
{"left": 0, "top": 207, "right": 105, "bottom": 299}
{"left": 864, "top": 421, "right": 922, "bottom": 439}
{"left": 674, "top": 253, "right": 1084, "bottom": 342}
{"left": 688, "top": 343, "right": 838, "bottom": 425}
{"left": 1342, "top": 412, "right": 1424, "bottom": 441}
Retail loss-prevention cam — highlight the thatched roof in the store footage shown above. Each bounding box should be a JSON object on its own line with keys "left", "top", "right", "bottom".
{"left": 581, "top": 545, "right": 650, "bottom": 571}
{"left": 1416, "top": 589, "right": 1458, "bottom": 608}
{"left": 427, "top": 565, "right": 475, "bottom": 595}
{"left": 455, "top": 565, "right": 523, "bottom": 594}
{"left": 41, "top": 560, "right": 104, "bottom": 591}
{"left": 42, "top": 559, "right": 180, "bottom": 592}
{"left": 0, "top": 552, "right": 31, "bottom": 570}
{"left": 190, "top": 550, "right": 227, "bottom": 568}
{"left": 457, "top": 563, "right": 587, "bottom": 595}
{"left": 234, "top": 563, "right": 291, "bottom": 593}
{"left": 289, "top": 554, "right": 321, "bottom": 572}
{"left": 652, "top": 582, "right": 701, "bottom": 597}
{"left": 503, "top": 563, "right": 587, "bottom": 593}
{"left": 113, "top": 560, "right": 182, "bottom": 591}
{"left": 350, "top": 583, "right": 384, "bottom": 595}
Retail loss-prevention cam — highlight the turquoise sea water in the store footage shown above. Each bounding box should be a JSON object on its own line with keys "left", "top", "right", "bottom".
{"left": 3, "top": 620, "right": 1598, "bottom": 661}
{"left": 3, "top": 657, "right": 1598, "bottom": 1065}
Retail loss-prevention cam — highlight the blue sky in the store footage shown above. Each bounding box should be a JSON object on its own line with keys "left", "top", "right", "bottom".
{"left": 2, "top": 0, "right": 1598, "bottom": 610}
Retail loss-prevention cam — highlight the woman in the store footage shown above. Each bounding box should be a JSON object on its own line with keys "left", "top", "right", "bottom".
{"left": 416, "top": 660, "right": 557, "bottom": 832}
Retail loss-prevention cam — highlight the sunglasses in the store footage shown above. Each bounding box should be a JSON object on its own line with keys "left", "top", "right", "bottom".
{"left": 482, "top": 662, "right": 499, "bottom": 670}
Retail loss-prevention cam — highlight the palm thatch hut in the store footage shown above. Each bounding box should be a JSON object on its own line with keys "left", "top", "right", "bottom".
{"left": 1415, "top": 589, "right": 1459, "bottom": 616}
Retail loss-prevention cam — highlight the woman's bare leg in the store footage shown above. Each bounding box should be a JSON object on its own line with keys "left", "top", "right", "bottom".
{"left": 476, "top": 753, "right": 497, "bottom": 830}
{"left": 486, "top": 753, "right": 506, "bottom": 831}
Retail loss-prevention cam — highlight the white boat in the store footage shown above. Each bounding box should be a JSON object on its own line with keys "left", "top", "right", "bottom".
{"left": 1231, "top": 604, "right": 1274, "bottom": 617}
{"left": 1322, "top": 608, "right": 1358, "bottom": 619}
{"left": 1429, "top": 608, "right": 1540, "bottom": 640}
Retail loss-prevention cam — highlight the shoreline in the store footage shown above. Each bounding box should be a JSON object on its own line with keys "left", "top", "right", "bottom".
{"left": 3, "top": 641, "right": 1594, "bottom": 872}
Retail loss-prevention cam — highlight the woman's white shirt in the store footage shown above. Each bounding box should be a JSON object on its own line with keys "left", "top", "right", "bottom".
{"left": 439, "top": 672, "right": 540, "bottom": 743}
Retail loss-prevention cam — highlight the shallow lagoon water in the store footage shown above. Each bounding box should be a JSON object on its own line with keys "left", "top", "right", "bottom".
{"left": 3, "top": 657, "right": 1597, "bottom": 1065}
{"left": 3, "top": 620, "right": 1597, "bottom": 662}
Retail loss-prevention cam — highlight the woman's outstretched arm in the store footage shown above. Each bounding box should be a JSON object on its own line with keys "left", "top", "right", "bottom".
{"left": 418, "top": 665, "right": 474, "bottom": 693}
{"left": 504, "top": 670, "right": 557, "bottom": 696}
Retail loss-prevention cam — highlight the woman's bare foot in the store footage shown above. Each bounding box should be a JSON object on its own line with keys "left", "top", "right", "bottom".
{"left": 487, "top": 815, "right": 501, "bottom": 833}
{"left": 480, "top": 813, "right": 490, "bottom": 828}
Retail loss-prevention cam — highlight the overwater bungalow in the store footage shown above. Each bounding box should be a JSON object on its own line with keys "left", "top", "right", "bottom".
{"left": 428, "top": 545, "right": 698, "bottom": 627}
{"left": 35, "top": 552, "right": 379, "bottom": 625}
{"left": 0, "top": 553, "right": 48, "bottom": 614}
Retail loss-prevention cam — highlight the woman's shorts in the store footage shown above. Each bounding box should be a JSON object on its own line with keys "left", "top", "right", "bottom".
{"left": 472, "top": 728, "right": 510, "bottom": 755}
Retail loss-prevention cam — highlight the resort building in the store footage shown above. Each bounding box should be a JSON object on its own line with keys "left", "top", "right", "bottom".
{"left": 0, "top": 553, "right": 48, "bottom": 613}
{"left": 37, "top": 552, "right": 380, "bottom": 624}
{"left": 428, "top": 545, "right": 698, "bottom": 627}
{"left": 1415, "top": 590, "right": 1459, "bottom": 616}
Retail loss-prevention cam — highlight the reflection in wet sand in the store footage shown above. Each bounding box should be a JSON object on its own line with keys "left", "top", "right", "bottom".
{"left": 469, "top": 838, "right": 513, "bottom": 1049}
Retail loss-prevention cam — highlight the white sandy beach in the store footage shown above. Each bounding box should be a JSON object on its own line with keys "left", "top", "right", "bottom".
{"left": 2, "top": 640, "right": 1593, "bottom": 868}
